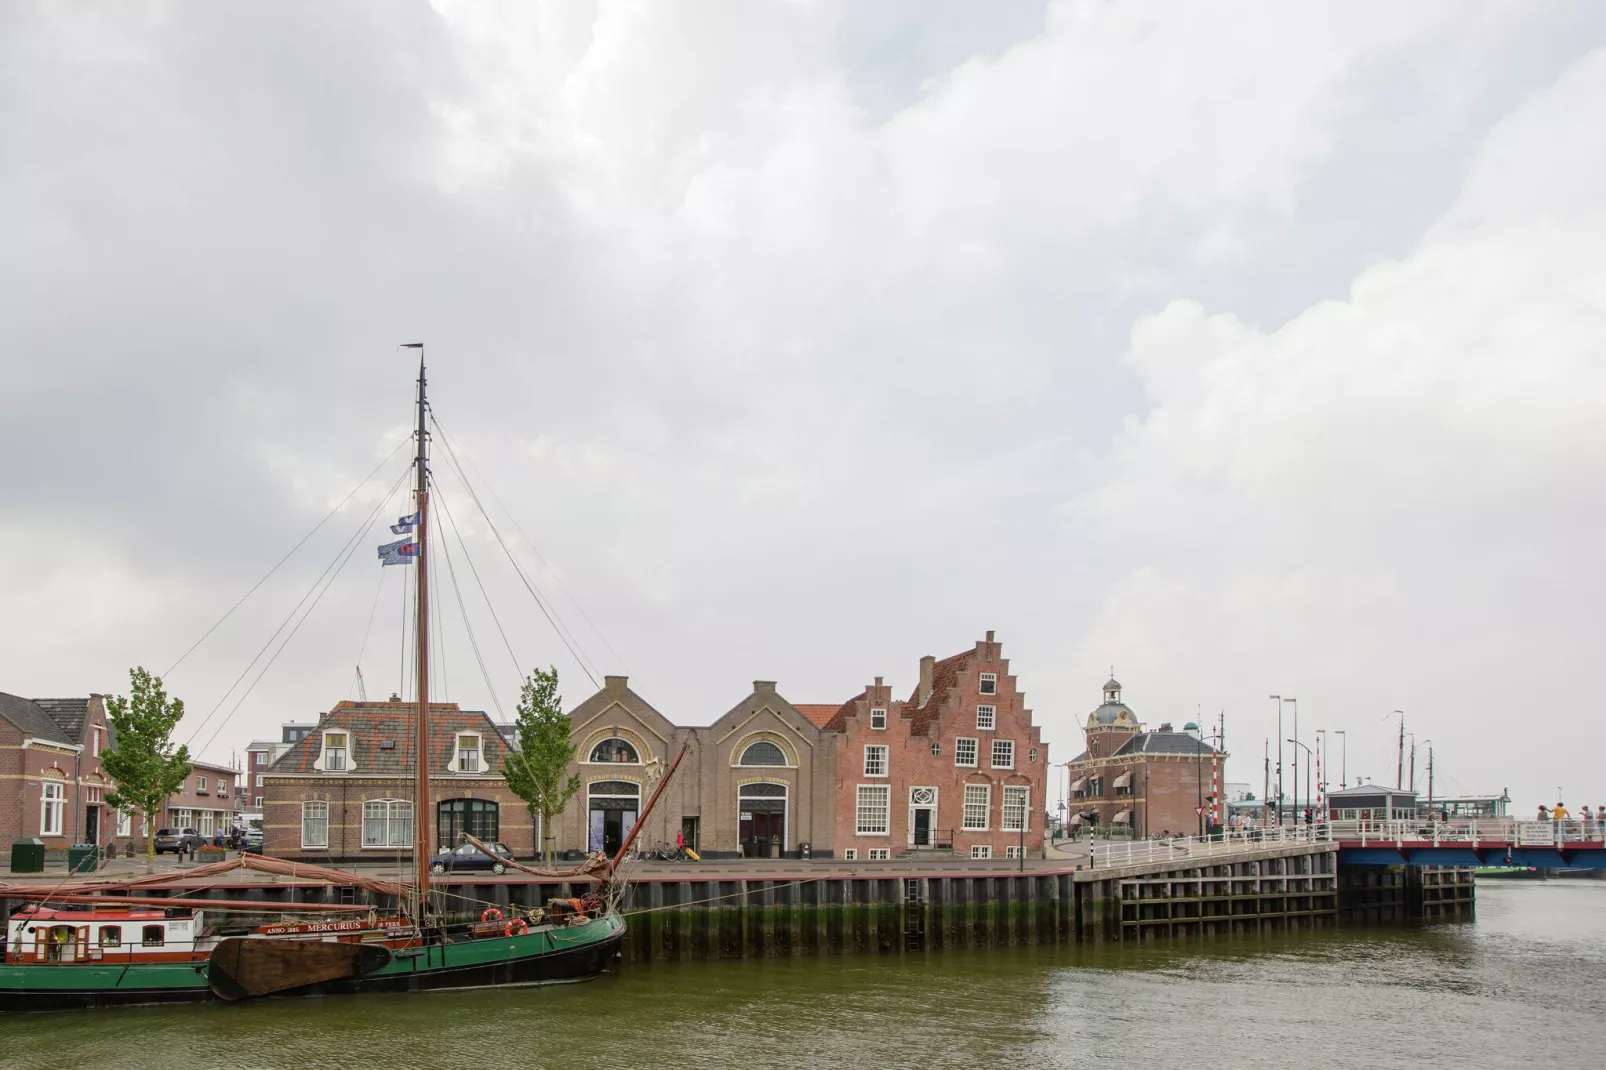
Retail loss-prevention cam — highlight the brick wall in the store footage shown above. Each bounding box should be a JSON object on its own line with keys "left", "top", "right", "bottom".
{"left": 263, "top": 776, "right": 535, "bottom": 862}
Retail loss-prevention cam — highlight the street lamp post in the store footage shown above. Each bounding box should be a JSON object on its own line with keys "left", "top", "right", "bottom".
{"left": 1019, "top": 800, "right": 1027, "bottom": 873}
{"left": 1287, "top": 739, "right": 1312, "bottom": 824}
{"left": 1286, "top": 698, "right": 1298, "bottom": 823}
{"left": 1269, "top": 695, "right": 1283, "bottom": 826}
{"left": 1316, "top": 729, "right": 1328, "bottom": 818}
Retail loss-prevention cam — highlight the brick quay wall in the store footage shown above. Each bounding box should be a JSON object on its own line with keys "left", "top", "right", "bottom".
{"left": 2, "top": 848, "right": 1476, "bottom": 962}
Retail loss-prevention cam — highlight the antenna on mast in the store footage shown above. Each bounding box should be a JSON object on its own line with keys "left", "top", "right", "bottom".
{"left": 355, "top": 665, "right": 368, "bottom": 702}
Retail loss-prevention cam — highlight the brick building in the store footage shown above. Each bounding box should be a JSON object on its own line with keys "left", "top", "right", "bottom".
{"left": 261, "top": 700, "right": 530, "bottom": 863}
{"left": 823, "top": 631, "right": 1049, "bottom": 860}
{"left": 0, "top": 692, "right": 116, "bottom": 855}
{"left": 1, "top": 691, "right": 241, "bottom": 855}
{"left": 552, "top": 677, "right": 838, "bottom": 859}
{"left": 1065, "top": 677, "right": 1226, "bottom": 838}
{"left": 245, "top": 722, "right": 314, "bottom": 810}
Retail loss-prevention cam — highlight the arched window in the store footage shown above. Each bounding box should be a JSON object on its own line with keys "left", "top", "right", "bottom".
{"left": 588, "top": 738, "right": 640, "bottom": 764}
{"left": 738, "top": 741, "right": 787, "bottom": 766}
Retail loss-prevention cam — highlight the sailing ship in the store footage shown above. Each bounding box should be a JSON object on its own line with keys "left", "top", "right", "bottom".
{"left": 1, "top": 352, "right": 669, "bottom": 1011}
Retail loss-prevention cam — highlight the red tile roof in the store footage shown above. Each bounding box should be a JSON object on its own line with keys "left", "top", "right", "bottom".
{"left": 269, "top": 701, "right": 506, "bottom": 777}
{"left": 792, "top": 704, "right": 840, "bottom": 729}
{"left": 908, "top": 649, "right": 973, "bottom": 737}
{"left": 821, "top": 692, "right": 866, "bottom": 733}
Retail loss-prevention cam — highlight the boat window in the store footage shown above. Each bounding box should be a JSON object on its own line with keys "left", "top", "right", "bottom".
{"left": 99, "top": 925, "right": 122, "bottom": 947}
{"left": 142, "top": 925, "right": 165, "bottom": 947}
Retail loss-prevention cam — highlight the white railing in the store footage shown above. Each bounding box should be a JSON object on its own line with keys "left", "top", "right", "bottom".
{"left": 1090, "top": 824, "right": 1331, "bottom": 868}
{"left": 1327, "top": 819, "right": 1606, "bottom": 847}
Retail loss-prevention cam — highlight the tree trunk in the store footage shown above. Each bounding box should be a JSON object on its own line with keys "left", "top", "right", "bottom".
{"left": 144, "top": 809, "right": 156, "bottom": 864}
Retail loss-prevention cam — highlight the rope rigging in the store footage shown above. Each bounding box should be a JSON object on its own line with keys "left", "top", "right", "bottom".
{"left": 162, "top": 438, "right": 411, "bottom": 679}
{"left": 429, "top": 409, "right": 630, "bottom": 676}
{"left": 185, "top": 465, "right": 412, "bottom": 752}
{"left": 432, "top": 487, "right": 507, "bottom": 721}
{"left": 428, "top": 411, "right": 601, "bottom": 688}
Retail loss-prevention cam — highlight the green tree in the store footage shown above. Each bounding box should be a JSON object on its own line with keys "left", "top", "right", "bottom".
{"left": 500, "top": 666, "right": 580, "bottom": 863}
{"left": 102, "top": 667, "right": 193, "bottom": 863}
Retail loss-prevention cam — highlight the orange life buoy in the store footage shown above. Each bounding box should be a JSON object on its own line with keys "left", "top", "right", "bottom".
{"left": 481, "top": 907, "right": 503, "bottom": 924}
{"left": 504, "top": 918, "right": 528, "bottom": 937}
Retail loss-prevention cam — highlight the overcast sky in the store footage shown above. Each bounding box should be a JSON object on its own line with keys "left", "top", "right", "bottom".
{"left": 4, "top": 1, "right": 1604, "bottom": 813}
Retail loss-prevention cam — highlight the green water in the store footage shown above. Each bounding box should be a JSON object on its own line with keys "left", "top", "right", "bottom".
{"left": 2, "top": 881, "right": 1603, "bottom": 1069}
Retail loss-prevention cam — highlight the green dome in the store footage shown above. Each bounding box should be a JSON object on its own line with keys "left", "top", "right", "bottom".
{"left": 1182, "top": 721, "right": 1199, "bottom": 732}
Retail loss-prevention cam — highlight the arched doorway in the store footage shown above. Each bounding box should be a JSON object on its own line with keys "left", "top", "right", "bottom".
{"left": 437, "top": 798, "right": 499, "bottom": 848}
{"left": 588, "top": 780, "right": 640, "bottom": 855}
{"left": 738, "top": 782, "right": 787, "bottom": 858}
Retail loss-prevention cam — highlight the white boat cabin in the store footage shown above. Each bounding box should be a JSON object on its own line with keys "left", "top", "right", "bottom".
{"left": 5, "top": 906, "right": 204, "bottom": 963}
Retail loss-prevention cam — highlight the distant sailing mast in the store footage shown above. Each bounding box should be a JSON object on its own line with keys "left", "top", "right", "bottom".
{"left": 403, "top": 343, "right": 433, "bottom": 920}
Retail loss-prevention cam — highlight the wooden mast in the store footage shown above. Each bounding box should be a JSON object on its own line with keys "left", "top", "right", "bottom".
{"left": 408, "top": 345, "right": 433, "bottom": 917}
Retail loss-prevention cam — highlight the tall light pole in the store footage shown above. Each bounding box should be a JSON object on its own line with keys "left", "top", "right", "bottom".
{"left": 1285, "top": 698, "right": 1298, "bottom": 822}
{"left": 1287, "top": 739, "right": 1313, "bottom": 824}
{"left": 1315, "top": 728, "right": 1328, "bottom": 819}
{"left": 1270, "top": 695, "right": 1283, "bottom": 825}
{"left": 1334, "top": 730, "right": 1347, "bottom": 788}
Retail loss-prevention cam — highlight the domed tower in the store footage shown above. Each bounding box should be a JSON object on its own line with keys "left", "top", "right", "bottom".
{"left": 1084, "top": 675, "right": 1142, "bottom": 758}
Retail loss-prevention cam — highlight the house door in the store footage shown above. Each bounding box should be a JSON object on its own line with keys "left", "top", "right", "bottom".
{"left": 84, "top": 805, "right": 100, "bottom": 844}
{"left": 737, "top": 783, "right": 788, "bottom": 857}
{"left": 910, "top": 787, "right": 937, "bottom": 848}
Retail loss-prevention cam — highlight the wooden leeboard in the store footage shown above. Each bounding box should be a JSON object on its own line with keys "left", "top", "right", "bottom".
{"left": 208, "top": 938, "right": 392, "bottom": 1001}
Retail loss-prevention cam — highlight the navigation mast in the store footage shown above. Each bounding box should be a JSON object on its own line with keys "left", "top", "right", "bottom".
{"left": 404, "top": 343, "right": 433, "bottom": 917}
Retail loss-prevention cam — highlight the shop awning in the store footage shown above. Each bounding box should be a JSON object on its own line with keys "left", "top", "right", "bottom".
{"left": 1113, "top": 810, "right": 1132, "bottom": 824}
{"left": 1112, "top": 773, "right": 1132, "bottom": 790}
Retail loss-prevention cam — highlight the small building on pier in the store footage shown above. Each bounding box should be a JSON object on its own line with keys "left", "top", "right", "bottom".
{"left": 1325, "top": 783, "right": 1418, "bottom": 822}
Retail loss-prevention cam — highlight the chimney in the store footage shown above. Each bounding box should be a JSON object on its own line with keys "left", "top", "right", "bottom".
{"left": 918, "top": 656, "right": 935, "bottom": 707}
{"left": 873, "top": 676, "right": 883, "bottom": 688}
{"left": 985, "top": 629, "right": 995, "bottom": 643}
{"left": 604, "top": 675, "right": 628, "bottom": 692}
{"left": 754, "top": 681, "right": 777, "bottom": 695}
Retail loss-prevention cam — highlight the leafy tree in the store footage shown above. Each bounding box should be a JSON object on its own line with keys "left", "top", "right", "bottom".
{"left": 500, "top": 666, "right": 580, "bottom": 863}
{"left": 103, "top": 667, "right": 193, "bottom": 863}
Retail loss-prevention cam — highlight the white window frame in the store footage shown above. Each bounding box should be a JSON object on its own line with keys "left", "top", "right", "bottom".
{"left": 454, "top": 732, "right": 483, "bottom": 774}
{"left": 870, "top": 707, "right": 887, "bottom": 730}
{"left": 40, "top": 779, "right": 66, "bottom": 836}
{"left": 200, "top": 811, "right": 214, "bottom": 837}
{"left": 1002, "top": 785, "right": 1030, "bottom": 832}
{"left": 255, "top": 774, "right": 264, "bottom": 787}
{"left": 318, "top": 731, "right": 351, "bottom": 773}
{"left": 856, "top": 785, "right": 891, "bottom": 836}
{"left": 963, "top": 784, "right": 990, "bottom": 831}
{"left": 362, "top": 798, "right": 413, "bottom": 848}
{"left": 116, "top": 809, "right": 131, "bottom": 837}
{"left": 991, "top": 739, "right": 1015, "bottom": 770}
{"left": 979, "top": 673, "right": 998, "bottom": 696}
{"left": 197, "top": 776, "right": 207, "bottom": 793}
{"left": 92, "top": 725, "right": 101, "bottom": 757}
{"left": 301, "top": 800, "right": 329, "bottom": 848}
{"left": 976, "top": 705, "right": 996, "bottom": 731}
{"left": 868, "top": 848, "right": 890, "bottom": 861}
{"left": 1005, "top": 845, "right": 1023, "bottom": 859}
{"left": 843, "top": 848, "right": 858, "bottom": 861}
{"left": 930, "top": 739, "right": 940, "bottom": 757}
{"left": 253, "top": 796, "right": 263, "bottom": 808}
{"left": 863, "top": 744, "right": 889, "bottom": 778}
{"left": 954, "top": 737, "right": 978, "bottom": 768}
{"left": 971, "top": 845, "right": 992, "bottom": 859}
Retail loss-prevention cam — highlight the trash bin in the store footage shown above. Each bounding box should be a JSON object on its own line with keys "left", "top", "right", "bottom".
{"left": 10, "top": 838, "right": 44, "bottom": 873}
{"left": 68, "top": 844, "right": 98, "bottom": 874}
{"left": 768, "top": 839, "right": 780, "bottom": 859}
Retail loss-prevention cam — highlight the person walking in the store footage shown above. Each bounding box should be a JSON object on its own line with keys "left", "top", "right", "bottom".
{"left": 1537, "top": 804, "right": 1551, "bottom": 821}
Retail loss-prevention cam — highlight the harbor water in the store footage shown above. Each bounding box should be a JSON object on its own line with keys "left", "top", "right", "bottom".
{"left": 2, "top": 880, "right": 1602, "bottom": 1069}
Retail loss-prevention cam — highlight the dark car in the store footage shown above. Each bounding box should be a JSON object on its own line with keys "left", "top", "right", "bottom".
{"left": 154, "top": 827, "right": 202, "bottom": 854}
{"left": 430, "top": 841, "right": 514, "bottom": 875}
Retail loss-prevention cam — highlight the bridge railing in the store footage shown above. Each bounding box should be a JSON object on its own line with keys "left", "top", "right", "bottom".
{"left": 1090, "top": 824, "right": 1331, "bottom": 868}
{"left": 1328, "top": 819, "right": 1606, "bottom": 846}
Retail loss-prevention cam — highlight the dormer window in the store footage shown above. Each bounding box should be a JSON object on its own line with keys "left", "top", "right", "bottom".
{"left": 323, "top": 732, "right": 349, "bottom": 772}
{"left": 455, "top": 734, "right": 482, "bottom": 773}
{"left": 870, "top": 708, "right": 887, "bottom": 730}
{"left": 979, "top": 673, "right": 997, "bottom": 695}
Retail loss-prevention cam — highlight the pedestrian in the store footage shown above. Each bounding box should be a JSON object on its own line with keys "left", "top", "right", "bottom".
{"left": 1553, "top": 801, "right": 1569, "bottom": 822}
{"left": 1537, "top": 804, "right": 1551, "bottom": 821}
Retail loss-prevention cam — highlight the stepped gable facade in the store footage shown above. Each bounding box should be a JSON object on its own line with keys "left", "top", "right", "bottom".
{"left": 555, "top": 676, "right": 838, "bottom": 860}
{"left": 261, "top": 699, "right": 529, "bottom": 863}
{"left": 1065, "top": 678, "right": 1227, "bottom": 838}
{"left": 825, "top": 631, "right": 1049, "bottom": 861}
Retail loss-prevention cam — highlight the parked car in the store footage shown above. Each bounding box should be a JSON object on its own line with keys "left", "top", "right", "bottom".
{"left": 430, "top": 841, "right": 514, "bottom": 875}
{"left": 154, "top": 827, "right": 203, "bottom": 854}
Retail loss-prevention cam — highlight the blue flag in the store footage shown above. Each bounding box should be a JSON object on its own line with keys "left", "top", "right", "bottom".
{"left": 391, "top": 511, "right": 420, "bottom": 535}
{"left": 378, "top": 538, "right": 419, "bottom": 566}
